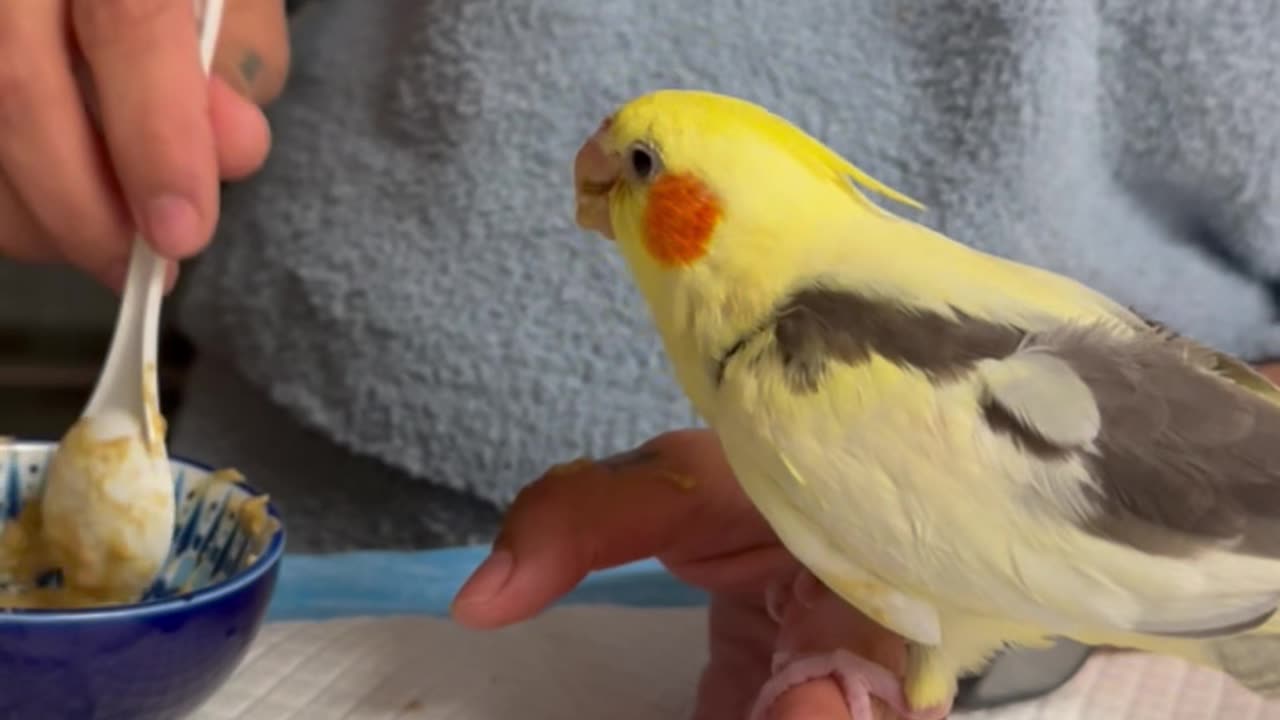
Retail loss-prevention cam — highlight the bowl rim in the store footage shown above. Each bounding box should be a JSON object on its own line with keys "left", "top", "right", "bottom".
{"left": 0, "top": 438, "right": 287, "bottom": 624}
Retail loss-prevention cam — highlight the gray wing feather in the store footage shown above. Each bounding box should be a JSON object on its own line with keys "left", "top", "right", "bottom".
{"left": 976, "top": 322, "right": 1280, "bottom": 638}
{"left": 979, "top": 323, "right": 1280, "bottom": 553}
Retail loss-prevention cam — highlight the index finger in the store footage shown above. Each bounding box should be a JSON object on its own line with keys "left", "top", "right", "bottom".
{"left": 72, "top": 0, "right": 219, "bottom": 259}
{"left": 451, "top": 429, "right": 787, "bottom": 627}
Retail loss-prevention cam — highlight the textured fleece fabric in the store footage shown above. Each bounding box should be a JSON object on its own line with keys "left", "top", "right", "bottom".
{"left": 172, "top": 0, "right": 1280, "bottom": 552}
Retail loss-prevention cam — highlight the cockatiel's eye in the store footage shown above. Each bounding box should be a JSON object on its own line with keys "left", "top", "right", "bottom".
{"left": 626, "top": 142, "right": 661, "bottom": 183}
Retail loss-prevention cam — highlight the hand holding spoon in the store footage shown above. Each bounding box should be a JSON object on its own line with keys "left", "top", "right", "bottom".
{"left": 39, "top": 0, "right": 227, "bottom": 603}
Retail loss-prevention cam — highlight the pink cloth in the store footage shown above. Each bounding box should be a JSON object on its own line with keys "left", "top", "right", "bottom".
{"left": 749, "top": 571, "right": 951, "bottom": 720}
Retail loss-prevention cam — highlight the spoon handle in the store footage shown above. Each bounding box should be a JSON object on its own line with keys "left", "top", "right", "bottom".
{"left": 82, "top": 0, "right": 227, "bottom": 449}
{"left": 82, "top": 239, "right": 167, "bottom": 442}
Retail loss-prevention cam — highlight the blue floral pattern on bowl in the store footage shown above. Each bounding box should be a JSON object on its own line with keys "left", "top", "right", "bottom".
{"left": 0, "top": 441, "right": 280, "bottom": 606}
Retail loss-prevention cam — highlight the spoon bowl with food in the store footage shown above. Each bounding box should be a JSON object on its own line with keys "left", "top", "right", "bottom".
{"left": 39, "top": 238, "right": 176, "bottom": 603}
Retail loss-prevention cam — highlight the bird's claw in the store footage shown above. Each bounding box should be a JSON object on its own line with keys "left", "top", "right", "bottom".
{"left": 765, "top": 568, "right": 826, "bottom": 623}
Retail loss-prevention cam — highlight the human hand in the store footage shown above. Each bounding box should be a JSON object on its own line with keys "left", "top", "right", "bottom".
{"left": 0, "top": 0, "right": 290, "bottom": 289}
{"left": 451, "top": 429, "right": 915, "bottom": 720}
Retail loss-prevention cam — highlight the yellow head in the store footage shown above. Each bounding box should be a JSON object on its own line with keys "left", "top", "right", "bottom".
{"left": 574, "top": 88, "right": 920, "bottom": 259}
{"left": 572, "top": 90, "right": 924, "bottom": 365}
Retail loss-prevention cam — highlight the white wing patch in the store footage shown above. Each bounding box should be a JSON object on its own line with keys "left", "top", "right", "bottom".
{"left": 975, "top": 350, "right": 1101, "bottom": 449}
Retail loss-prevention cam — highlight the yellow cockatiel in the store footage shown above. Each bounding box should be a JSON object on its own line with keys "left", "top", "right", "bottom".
{"left": 572, "top": 89, "right": 1280, "bottom": 720}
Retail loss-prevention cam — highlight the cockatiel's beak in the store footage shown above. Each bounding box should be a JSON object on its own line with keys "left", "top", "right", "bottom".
{"left": 573, "top": 121, "right": 619, "bottom": 240}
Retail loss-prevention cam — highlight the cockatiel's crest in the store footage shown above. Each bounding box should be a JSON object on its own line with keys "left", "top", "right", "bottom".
{"left": 610, "top": 90, "right": 924, "bottom": 215}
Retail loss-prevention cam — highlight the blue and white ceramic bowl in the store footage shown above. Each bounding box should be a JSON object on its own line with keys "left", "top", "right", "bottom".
{"left": 0, "top": 440, "right": 285, "bottom": 720}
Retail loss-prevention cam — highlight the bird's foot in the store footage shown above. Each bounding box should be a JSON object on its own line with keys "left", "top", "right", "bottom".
{"left": 748, "top": 649, "right": 953, "bottom": 720}
{"left": 765, "top": 567, "right": 825, "bottom": 623}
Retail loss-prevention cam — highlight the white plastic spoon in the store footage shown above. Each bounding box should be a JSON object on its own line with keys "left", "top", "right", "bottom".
{"left": 40, "top": 0, "right": 227, "bottom": 603}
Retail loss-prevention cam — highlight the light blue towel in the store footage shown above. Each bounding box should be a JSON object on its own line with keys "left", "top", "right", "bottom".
{"left": 173, "top": 0, "right": 1280, "bottom": 551}
{"left": 267, "top": 548, "right": 706, "bottom": 622}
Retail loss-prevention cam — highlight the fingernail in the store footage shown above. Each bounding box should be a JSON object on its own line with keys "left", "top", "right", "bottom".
{"left": 144, "top": 194, "right": 200, "bottom": 256}
{"left": 455, "top": 548, "right": 514, "bottom": 605}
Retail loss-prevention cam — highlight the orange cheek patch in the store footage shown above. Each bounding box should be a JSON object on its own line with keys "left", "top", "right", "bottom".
{"left": 642, "top": 172, "right": 722, "bottom": 267}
